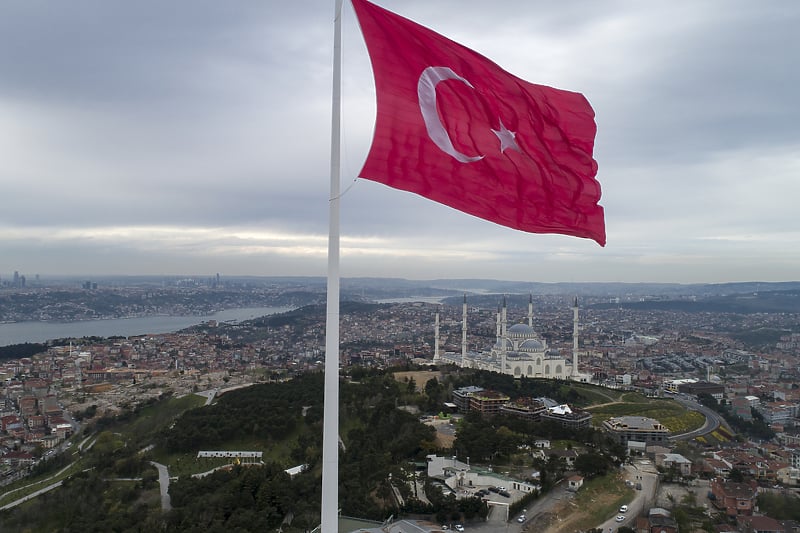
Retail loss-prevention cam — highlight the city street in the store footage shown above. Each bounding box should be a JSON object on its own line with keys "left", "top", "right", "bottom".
{"left": 596, "top": 461, "right": 658, "bottom": 532}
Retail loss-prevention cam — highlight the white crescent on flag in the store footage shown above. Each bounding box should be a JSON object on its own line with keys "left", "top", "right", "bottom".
{"left": 417, "top": 66, "right": 484, "bottom": 163}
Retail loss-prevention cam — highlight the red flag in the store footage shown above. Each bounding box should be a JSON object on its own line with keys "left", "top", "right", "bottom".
{"left": 351, "top": 0, "right": 606, "bottom": 246}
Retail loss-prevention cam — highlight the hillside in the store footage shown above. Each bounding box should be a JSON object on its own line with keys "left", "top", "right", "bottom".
{"left": 0, "top": 370, "right": 703, "bottom": 532}
{"left": 0, "top": 371, "right": 438, "bottom": 532}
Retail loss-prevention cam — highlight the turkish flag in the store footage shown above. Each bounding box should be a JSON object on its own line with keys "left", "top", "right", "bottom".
{"left": 352, "top": 0, "right": 606, "bottom": 246}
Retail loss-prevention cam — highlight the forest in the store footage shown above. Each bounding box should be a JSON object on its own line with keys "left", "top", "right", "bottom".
{"left": 0, "top": 367, "right": 627, "bottom": 532}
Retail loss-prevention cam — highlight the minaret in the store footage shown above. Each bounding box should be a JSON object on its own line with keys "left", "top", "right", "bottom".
{"left": 461, "top": 294, "right": 468, "bottom": 360}
{"left": 433, "top": 311, "right": 441, "bottom": 362}
{"left": 501, "top": 296, "right": 508, "bottom": 338}
{"left": 501, "top": 296, "right": 508, "bottom": 374}
{"left": 572, "top": 296, "right": 580, "bottom": 376}
{"left": 528, "top": 294, "right": 533, "bottom": 327}
{"left": 495, "top": 305, "right": 501, "bottom": 344}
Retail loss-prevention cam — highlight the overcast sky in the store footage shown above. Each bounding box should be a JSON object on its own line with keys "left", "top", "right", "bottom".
{"left": 1, "top": 1, "right": 798, "bottom": 284}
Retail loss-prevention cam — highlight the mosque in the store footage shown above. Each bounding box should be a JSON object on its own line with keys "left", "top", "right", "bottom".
{"left": 434, "top": 295, "right": 591, "bottom": 382}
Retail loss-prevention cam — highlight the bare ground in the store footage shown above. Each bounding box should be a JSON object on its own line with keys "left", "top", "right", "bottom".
{"left": 393, "top": 370, "right": 443, "bottom": 392}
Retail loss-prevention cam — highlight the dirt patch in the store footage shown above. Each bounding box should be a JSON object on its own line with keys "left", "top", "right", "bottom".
{"left": 423, "top": 417, "right": 456, "bottom": 449}
{"left": 539, "top": 493, "right": 617, "bottom": 533}
{"left": 525, "top": 473, "right": 630, "bottom": 533}
{"left": 435, "top": 430, "right": 455, "bottom": 449}
{"left": 393, "top": 370, "right": 442, "bottom": 392}
{"left": 657, "top": 480, "right": 712, "bottom": 510}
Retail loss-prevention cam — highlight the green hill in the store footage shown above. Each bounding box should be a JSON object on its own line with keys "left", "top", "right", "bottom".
{"left": 0, "top": 372, "right": 439, "bottom": 532}
{"left": 0, "top": 370, "right": 703, "bottom": 532}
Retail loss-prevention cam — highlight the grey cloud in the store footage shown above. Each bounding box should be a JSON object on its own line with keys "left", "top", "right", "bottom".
{"left": 1, "top": 0, "right": 798, "bottom": 282}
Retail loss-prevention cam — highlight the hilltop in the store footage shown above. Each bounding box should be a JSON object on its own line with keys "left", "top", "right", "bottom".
{"left": 0, "top": 368, "right": 704, "bottom": 532}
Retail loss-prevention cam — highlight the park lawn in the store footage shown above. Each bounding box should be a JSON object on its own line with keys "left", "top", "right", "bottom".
{"left": 0, "top": 459, "right": 87, "bottom": 508}
{"left": 589, "top": 398, "right": 686, "bottom": 422}
{"left": 582, "top": 394, "right": 705, "bottom": 435}
{"left": 121, "top": 393, "right": 207, "bottom": 445}
{"left": 659, "top": 410, "right": 705, "bottom": 434}
{"left": 153, "top": 420, "right": 307, "bottom": 478}
{"left": 568, "top": 384, "right": 625, "bottom": 406}
{"left": 620, "top": 391, "right": 649, "bottom": 402}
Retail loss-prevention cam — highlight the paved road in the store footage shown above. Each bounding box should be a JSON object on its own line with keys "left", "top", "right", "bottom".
{"left": 522, "top": 481, "right": 570, "bottom": 529}
{"left": 0, "top": 462, "right": 77, "bottom": 510}
{"left": 150, "top": 461, "right": 172, "bottom": 511}
{"left": 669, "top": 395, "right": 735, "bottom": 442}
{"left": 595, "top": 462, "right": 658, "bottom": 532}
{"left": 0, "top": 480, "right": 63, "bottom": 511}
{"left": 456, "top": 509, "right": 524, "bottom": 533}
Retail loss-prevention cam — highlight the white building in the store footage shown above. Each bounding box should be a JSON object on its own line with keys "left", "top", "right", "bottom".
{"left": 664, "top": 378, "right": 697, "bottom": 394}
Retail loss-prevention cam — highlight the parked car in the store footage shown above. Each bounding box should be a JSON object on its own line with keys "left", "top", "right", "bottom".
{"left": 615, "top": 515, "right": 625, "bottom": 522}
{"left": 619, "top": 505, "right": 628, "bottom": 513}
{"left": 454, "top": 525, "right": 465, "bottom": 532}
{"left": 517, "top": 515, "right": 526, "bottom": 523}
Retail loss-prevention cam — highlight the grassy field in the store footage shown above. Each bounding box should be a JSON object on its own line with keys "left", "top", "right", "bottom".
{"left": 564, "top": 472, "right": 634, "bottom": 531}
{"left": 0, "top": 458, "right": 86, "bottom": 508}
{"left": 570, "top": 384, "right": 625, "bottom": 406}
{"left": 121, "top": 393, "right": 206, "bottom": 447}
{"left": 392, "top": 370, "right": 443, "bottom": 392}
{"left": 585, "top": 393, "right": 705, "bottom": 434}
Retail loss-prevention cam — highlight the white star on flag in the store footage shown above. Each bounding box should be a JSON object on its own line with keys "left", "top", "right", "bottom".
{"left": 492, "top": 119, "right": 521, "bottom": 153}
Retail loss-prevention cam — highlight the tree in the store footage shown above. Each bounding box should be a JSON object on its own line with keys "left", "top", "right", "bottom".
{"left": 729, "top": 467, "right": 745, "bottom": 482}
{"left": 574, "top": 451, "right": 611, "bottom": 479}
{"left": 424, "top": 376, "right": 445, "bottom": 411}
{"left": 495, "top": 426, "right": 519, "bottom": 457}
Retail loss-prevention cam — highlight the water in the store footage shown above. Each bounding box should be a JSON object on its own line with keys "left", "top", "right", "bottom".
{"left": 376, "top": 297, "right": 447, "bottom": 304}
{"left": 0, "top": 307, "right": 292, "bottom": 347}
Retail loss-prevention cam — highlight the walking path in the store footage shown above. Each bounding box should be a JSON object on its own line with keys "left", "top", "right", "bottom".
{"left": 150, "top": 461, "right": 172, "bottom": 511}
{"left": 0, "top": 480, "right": 64, "bottom": 511}
{"left": 0, "top": 462, "right": 76, "bottom": 510}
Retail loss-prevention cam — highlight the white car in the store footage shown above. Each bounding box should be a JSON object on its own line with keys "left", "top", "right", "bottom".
{"left": 455, "top": 525, "right": 465, "bottom": 532}
{"left": 517, "top": 515, "right": 526, "bottom": 523}
{"left": 619, "top": 505, "right": 628, "bottom": 513}
{"left": 615, "top": 515, "right": 625, "bottom": 522}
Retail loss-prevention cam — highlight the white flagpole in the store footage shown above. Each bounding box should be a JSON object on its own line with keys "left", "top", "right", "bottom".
{"left": 322, "top": 0, "right": 344, "bottom": 531}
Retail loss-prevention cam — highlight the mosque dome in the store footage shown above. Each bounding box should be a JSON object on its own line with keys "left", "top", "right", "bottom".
{"left": 508, "top": 324, "right": 536, "bottom": 336}
{"left": 520, "top": 339, "right": 545, "bottom": 351}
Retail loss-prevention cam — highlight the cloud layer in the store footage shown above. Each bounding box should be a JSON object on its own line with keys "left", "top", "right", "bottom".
{"left": 1, "top": 0, "right": 799, "bottom": 283}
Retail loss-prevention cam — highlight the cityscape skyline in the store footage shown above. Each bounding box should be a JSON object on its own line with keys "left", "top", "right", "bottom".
{"left": 1, "top": 1, "right": 799, "bottom": 283}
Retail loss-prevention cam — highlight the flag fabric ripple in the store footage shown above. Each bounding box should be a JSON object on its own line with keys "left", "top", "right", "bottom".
{"left": 351, "top": 0, "right": 606, "bottom": 246}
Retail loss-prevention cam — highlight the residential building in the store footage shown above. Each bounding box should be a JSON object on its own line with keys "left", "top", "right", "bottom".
{"left": 540, "top": 404, "right": 592, "bottom": 430}
{"left": 468, "top": 390, "right": 511, "bottom": 416}
{"left": 451, "top": 386, "right": 484, "bottom": 413}
{"left": 710, "top": 478, "right": 758, "bottom": 517}
{"left": 655, "top": 453, "right": 693, "bottom": 476}
{"left": 602, "top": 416, "right": 670, "bottom": 447}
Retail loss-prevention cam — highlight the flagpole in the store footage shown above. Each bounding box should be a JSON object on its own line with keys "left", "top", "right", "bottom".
{"left": 322, "top": 0, "right": 344, "bottom": 531}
